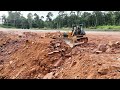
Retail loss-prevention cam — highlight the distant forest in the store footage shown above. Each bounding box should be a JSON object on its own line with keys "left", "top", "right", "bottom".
{"left": 1, "top": 11, "right": 120, "bottom": 29}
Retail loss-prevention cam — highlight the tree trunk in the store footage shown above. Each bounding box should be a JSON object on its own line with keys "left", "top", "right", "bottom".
{"left": 95, "top": 16, "right": 97, "bottom": 27}
{"left": 14, "top": 19, "right": 15, "bottom": 27}
{"left": 57, "top": 23, "right": 59, "bottom": 29}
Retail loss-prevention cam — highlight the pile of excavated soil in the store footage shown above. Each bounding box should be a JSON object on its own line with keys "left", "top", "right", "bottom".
{"left": 0, "top": 31, "right": 71, "bottom": 79}
{"left": 56, "top": 34, "right": 120, "bottom": 79}
{"left": 0, "top": 31, "right": 120, "bottom": 79}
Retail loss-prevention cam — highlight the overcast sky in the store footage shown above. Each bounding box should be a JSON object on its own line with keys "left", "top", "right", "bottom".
{"left": 0, "top": 11, "right": 94, "bottom": 20}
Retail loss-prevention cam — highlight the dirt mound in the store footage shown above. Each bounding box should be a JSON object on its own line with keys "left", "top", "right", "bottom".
{"left": 0, "top": 31, "right": 120, "bottom": 79}
{"left": 54, "top": 35, "right": 120, "bottom": 79}
{"left": 0, "top": 31, "right": 71, "bottom": 79}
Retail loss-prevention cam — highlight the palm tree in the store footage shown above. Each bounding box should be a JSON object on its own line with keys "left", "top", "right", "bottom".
{"left": 46, "top": 12, "right": 53, "bottom": 21}
{"left": 41, "top": 16, "right": 44, "bottom": 20}
{"left": 27, "top": 13, "right": 33, "bottom": 28}
{"left": 1, "top": 15, "right": 6, "bottom": 24}
{"left": 46, "top": 12, "right": 53, "bottom": 28}
{"left": 70, "top": 11, "right": 75, "bottom": 15}
{"left": 58, "top": 11, "right": 65, "bottom": 28}
{"left": 70, "top": 11, "right": 76, "bottom": 25}
{"left": 76, "top": 11, "right": 82, "bottom": 17}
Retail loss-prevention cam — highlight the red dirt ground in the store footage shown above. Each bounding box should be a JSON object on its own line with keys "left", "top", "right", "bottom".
{"left": 0, "top": 30, "right": 120, "bottom": 79}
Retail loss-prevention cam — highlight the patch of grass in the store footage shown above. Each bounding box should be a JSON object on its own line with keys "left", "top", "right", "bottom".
{"left": 0, "top": 24, "right": 16, "bottom": 28}
{"left": 42, "top": 27, "right": 53, "bottom": 30}
{"left": 96, "top": 25, "right": 120, "bottom": 29}
{"left": 88, "top": 27, "right": 97, "bottom": 29}
{"left": 87, "top": 25, "right": 120, "bottom": 31}
{"left": 32, "top": 27, "right": 71, "bottom": 31}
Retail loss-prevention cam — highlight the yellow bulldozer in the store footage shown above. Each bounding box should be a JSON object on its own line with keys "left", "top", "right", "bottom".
{"left": 63, "top": 24, "right": 88, "bottom": 47}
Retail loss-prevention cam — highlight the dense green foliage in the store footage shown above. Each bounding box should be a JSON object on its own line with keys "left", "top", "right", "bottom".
{"left": 1, "top": 11, "right": 120, "bottom": 29}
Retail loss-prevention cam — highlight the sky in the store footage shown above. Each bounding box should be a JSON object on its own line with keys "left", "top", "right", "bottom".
{"left": 0, "top": 11, "right": 94, "bottom": 21}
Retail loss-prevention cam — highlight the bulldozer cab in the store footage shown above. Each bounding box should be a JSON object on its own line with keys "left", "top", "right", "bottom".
{"left": 72, "top": 24, "right": 84, "bottom": 36}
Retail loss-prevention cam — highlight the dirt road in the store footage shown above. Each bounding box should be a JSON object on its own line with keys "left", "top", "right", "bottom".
{"left": 0, "top": 27, "right": 120, "bottom": 35}
{"left": 0, "top": 28, "right": 120, "bottom": 79}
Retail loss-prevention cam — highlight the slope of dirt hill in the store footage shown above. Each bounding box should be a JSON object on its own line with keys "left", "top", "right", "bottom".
{"left": 0, "top": 31, "right": 71, "bottom": 79}
{"left": 56, "top": 33, "right": 120, "bottom": 79}
{"left": 0, "top": 30, "right": 120, "bottom": 79}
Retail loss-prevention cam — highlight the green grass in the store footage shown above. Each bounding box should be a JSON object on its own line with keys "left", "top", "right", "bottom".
{"left": 31, "top": 27, "right": 71, "bottom": 31}
{"left": 97, "top": 25, "right": 120, "bottom": 29}
{"left": 1, "top": 24, "right": 120, "bottom": 31}
{"left": 32, "top": 27, "right": 56, "bottom": 30}
{"left": 0, "top": 24, "right": 16, "bottom": 28}
{"left": 60, "top": 26, "right": 120, "bottom": 31}
{"left": 88, "top": 25, "right": 120, "bottom": 29}
{"left": 87, "top": 25, "right": 120, "bottom": 31}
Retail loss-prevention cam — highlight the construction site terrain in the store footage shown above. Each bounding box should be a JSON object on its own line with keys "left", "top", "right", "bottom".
{"left": 0, "top": 29, "right": 120, "bottom": 79}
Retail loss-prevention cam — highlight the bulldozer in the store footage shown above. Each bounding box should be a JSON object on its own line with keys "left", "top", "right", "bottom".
{"left": 63, "top": 24, "right": 88, "bottom": 48}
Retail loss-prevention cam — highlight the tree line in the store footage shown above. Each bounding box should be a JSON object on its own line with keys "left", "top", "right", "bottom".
{"left": 1, "top": 11, "right": 120, "bottom": 29}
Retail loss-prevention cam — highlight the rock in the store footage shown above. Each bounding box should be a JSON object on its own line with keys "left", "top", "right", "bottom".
{"left": 53, "top": 59, "right": 63, "bottom": 67}
{"left": 112, "top": 43, "right": 119, "bottom": 48}
{"left": 106, "top": 48, "right": 111, "bottom": 53}
{"left": 97, "top": 44, "right": 107, "bottom": 52}
{"left": 70, "top": 61, "right": 77, "bottom": 67}
{"left": 74, "top": 76, "right": 80, "bottom": 79}
{"left": 43, "top": 72, "right": 54, "bottom": 79}
{"left": 37, "top": 74, "right": 43, "bottom": 78}
{"left": 98, "top": 68, "right": 108, "bottom": 75}
{"left": 32, "top": 42, "right": 34, "bottom": 44}
{"left": 54, "top": 73, "right": 59, "bottom": 77}
{"left": 115, "top": 41, "right": 120, "bottom": 45}
{"left": 53, "top": 51, "right": 60, "bottom": 53}
{"left": 48, "top": 52, "right": 55, "bottom": 55}
{"left": 92, "top": 49, "right": 97, "bottom": 53}
{"left": 9, "top": 61, "right": 13, "bottom": 64}
{"left": 61, "top": 48, "right": 65, "bottom": 51}
{"left": 117, "top": 58, "right": 120, "bottom": 61}
{"left": 55, "top": 43, "right": 60, "bottom": 47}
{"left": 65, "top": 54, "right": 71, "bottom": 57}
{"left": 48, "top": 51, "right": 60, "bottom": 55}
{"left": 95, "top": 50, "right": 102, "bottom": 54}
{"left": 108, "top": 41, "right": 120, "bottom": 48}
{"left": 98, "top": 63, "right": 102, "bottom": 66}
{"left": 41, "top": 34, "right": 45, "bottom": 38}
{"left": 108, "top": 41, "right": 113, "bottom": 47}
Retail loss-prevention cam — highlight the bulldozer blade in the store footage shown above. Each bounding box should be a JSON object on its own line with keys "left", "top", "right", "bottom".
{"left": 63, "top": 38, "right": 74, "bottom": 48}
{"left": 64, "top": 39, "right": 83, "bottom": 48}
{"left": 63, "top": 37, "right": 88, "bottom": 48}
